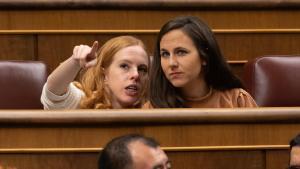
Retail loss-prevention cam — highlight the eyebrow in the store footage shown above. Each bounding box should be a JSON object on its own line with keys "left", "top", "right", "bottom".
{"left": 117, "top": 59, "right": 148, "bottom": 66}
{"left": 160, "top": 47, "right": 188, "bottom": 51}
{"left": 174, "top": 47, "right": 188, "bottom": 51}
{"left": 117, "top": 59, "right": 131, "bottom": 63}
{"left": 160, "top": 48, "right": 168, "bottom": 52}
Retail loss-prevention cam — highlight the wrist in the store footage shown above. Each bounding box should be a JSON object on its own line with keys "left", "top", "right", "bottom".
{"left": 69, "top": 56, "right": 82, "bottom": 70}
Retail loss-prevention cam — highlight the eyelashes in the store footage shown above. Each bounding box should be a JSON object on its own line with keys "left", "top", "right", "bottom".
{"left": 119, "top": 63, "right": 148, "bottom": 74}
{"left": 160, "top": 48, "right": 189, "bottom": 58}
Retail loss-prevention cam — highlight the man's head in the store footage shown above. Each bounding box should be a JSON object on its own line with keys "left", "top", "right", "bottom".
{"left": 98, "top": 134, "right": 171, "bottom": 169}
{"left": 289, "top": 134, "right": 300, "bottom": 169}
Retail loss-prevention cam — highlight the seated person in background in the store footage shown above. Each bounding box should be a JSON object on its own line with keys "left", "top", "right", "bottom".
{"left": 144, "top": 16, "right": 257, "bottom": 108}
{"left": 289, "top": 133, "right": 300, "bottom": 169}
{"left": 99, "top": 134, "right": 171, "bottom": 169}
{"left": 41, "top": 36, "right": 149, "bottom": 109}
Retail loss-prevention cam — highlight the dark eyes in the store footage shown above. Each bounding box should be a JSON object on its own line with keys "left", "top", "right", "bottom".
{"left": 119, "top": 63, "right": 148, "bottom": 74}
{"left": 160, "top": 49, "right": 188, "bottom": 58}
{"left": 154, "top": 166, "right": 163, "bottom": 169}
{"left": 153, "top": 161, "right": 171, "bottom": 169}
{"left": 120, "top": 63, "right": 129, "bottom": 70}
{"left": 160, "top": 51, "right": 170, "bottom": 58}
{"left": 138, "top": 66, "right": 148, "bottom": 73}
{"left": 177, "top": 50, "right": 187, "bottom": 56}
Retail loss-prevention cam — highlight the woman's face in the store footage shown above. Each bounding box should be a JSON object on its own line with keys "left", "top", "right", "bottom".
{"left": 104, "top": 45, "right": 149, "bottom": 108}
{"left": 160, "top": 29, "right": 206, "bottom": 89}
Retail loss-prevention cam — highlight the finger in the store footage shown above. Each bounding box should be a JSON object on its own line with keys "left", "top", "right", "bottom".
{"left": 90, "top": 41, "right": 99, "bottom": 55}
{"left": 77, "top": 45, "right": 87, "bottom": 58}
{"left": 87, "top": 41, "right": 99, "bottom": 60}
{"left": 72, "top": 46, "right": 79, "bottom": 59}
{"left": 85, "top": 58, "right": 97, "bottom": 68}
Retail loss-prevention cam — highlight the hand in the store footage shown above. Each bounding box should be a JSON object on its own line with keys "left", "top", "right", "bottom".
{"left": 72, "top": 41, "right": 99, "bottom": 68}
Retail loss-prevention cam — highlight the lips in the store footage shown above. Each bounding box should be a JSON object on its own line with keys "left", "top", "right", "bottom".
{"left": 169, "top": 72, "right": 183, "bottom": 79}
{"left": 125, "top": 84, "right": 139, "bottom": 96}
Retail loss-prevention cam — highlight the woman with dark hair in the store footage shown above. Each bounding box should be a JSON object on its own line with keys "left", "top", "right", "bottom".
{"left": 144, "top": 16, "right": 257, "bottom": 108}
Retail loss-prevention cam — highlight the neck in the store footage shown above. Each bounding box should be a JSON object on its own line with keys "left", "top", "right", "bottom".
{"left": 110, "top": 94, "right": 136, "bottom": 109}
{"left": 111, "top": 101, "right": 123, "bottom": 109}
{"left": 110, "top": 95, "right": 131, "bottom": 109}
{"left": 180, "top": 78, "right": 210, "bottom": 101}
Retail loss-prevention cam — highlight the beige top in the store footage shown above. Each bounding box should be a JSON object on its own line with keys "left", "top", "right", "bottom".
{"left": 40, "top": 82, "right": 85, "bottom": 110}
{"left": 143, "top": 88, "right": 257, "bottom": 108}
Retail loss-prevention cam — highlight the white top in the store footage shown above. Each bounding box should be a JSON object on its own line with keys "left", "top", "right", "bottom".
{"left": 40, "top": 82, "right": 85, "bottom": 110}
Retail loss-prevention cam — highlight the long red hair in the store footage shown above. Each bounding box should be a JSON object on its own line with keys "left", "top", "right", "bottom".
{"left": 76, "top": 36, "right": 148, "bottom": 109}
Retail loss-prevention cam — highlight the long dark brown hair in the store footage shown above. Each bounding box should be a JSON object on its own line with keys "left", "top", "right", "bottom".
{"left": 150, "top": 16, "right": 243, "bottom": 108}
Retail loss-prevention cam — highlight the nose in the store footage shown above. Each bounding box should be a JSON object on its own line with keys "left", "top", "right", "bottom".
{"left": 169, "top": 55, "right": 178, "bottom": 67}
{"left": 130, "top": 67, "right": 140, "bottom": 81}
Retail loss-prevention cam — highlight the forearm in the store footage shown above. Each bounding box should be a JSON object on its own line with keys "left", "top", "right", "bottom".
{"left": 47, "top": 56, "right": 81, "bottom": 95}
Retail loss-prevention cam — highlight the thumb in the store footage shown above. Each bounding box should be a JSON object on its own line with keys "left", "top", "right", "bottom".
{"left": 85, "top": 58, "right": 97, "bottom": 68}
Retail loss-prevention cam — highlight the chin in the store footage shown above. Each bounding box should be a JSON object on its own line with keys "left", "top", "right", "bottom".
{"left": 121, "top": 97, "right": 139, "bottom": 106}
{"left": 171, "top": 81, "right": 187, "bottom": 88}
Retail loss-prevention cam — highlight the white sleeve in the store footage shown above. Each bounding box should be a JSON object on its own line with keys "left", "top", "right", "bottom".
{"left": 40, "top": 82, "right": 85, "bottom": 110}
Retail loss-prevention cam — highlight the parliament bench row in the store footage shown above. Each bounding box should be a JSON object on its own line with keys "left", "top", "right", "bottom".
{"left": 0, "top": 55, "right": 299, "bottom": 109}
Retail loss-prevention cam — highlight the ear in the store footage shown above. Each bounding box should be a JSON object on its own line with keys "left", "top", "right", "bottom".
{"left": 102, "top": 67, "right": 108, "bottom": 82}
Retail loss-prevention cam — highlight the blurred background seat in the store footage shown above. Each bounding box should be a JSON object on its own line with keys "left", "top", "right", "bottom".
{"left": 0, "top": 61, "right": 47, "bottom": 109}
{"left": 243, "top": 56, "right": 300, "bottom": 107}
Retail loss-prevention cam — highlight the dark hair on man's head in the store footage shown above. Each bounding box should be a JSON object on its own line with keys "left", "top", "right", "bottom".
{"left": 98, "top": 134, "right": 160, "bottom": 169}
{"left": 150, "top": 16, "right": 243, "bottom": 108}
{"left": 290, "top": 134, "right": 300, "bottom": 148}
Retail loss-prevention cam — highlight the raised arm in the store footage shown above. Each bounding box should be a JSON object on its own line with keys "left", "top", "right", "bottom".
{"left": 46, "top": 41, "right": 99, "bottom": 95}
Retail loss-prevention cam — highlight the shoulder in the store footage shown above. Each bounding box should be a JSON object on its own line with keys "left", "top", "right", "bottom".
{"left": 227, "top": 88, "right": 258, "bottom": 107}
{"left": 226, "top": 88, "right": 250, "bottom": 96}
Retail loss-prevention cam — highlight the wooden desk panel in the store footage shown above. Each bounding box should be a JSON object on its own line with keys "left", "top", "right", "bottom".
{"left": 0, "top": 150, "right": 267, "bottom": 169}
{"left": 0, "top": 35, "right": 36, "bottom": 60}
{"left": 0, "top": 152, "right": 97, "bottom": 169}
{"left": 266, "top": 150, "right": 290, "bottom": 169}
{"left": 0, "top": 108, "right": 300, "bottom": 148}
{"left": 1, "top": 10, "right": 300, "bottom": 30}
{"left": 0, "top": 108, "right": 298, "bottom": 169}
{"left": 1, "top": 0, "right": 300, "bottom": 10}
{"left": 0, "top": 123, "right": 299, "bottom": 148}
